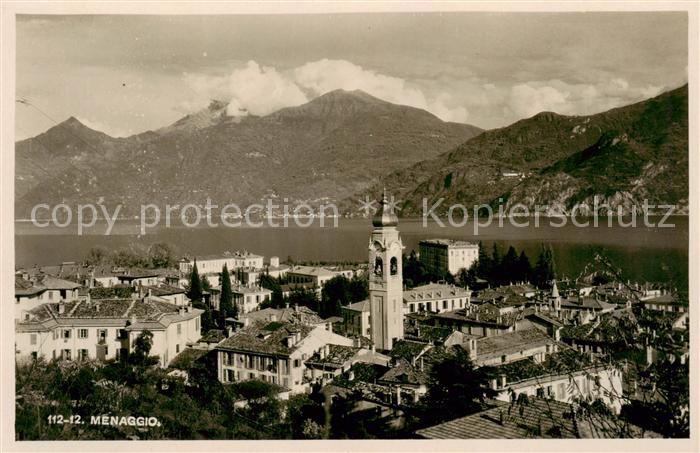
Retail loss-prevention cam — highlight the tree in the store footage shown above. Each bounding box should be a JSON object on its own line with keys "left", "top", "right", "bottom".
{"left": 516, "top": 250, "right": 533, "bottom": 283}
{"left": 475, "top": 241, "right": 492, "bottom": 281}
{"left": 533, "top": 244, "right": 556, "bottom": 289}
{"left": 499, "top": 246, "right": 519, "bottom": 285}
{"left": 321, "top": 275, "right": 351, "bottom": 318}
{"left": 259, "top": 274, "right": 284, "bottom": 308}
{"left": 85, "top": 246, "right": 109, "bottom": 265}
{"left": 287, "top": 286, "right": 320, "bottom": 313}
{"left": 417, "top": 348, "right": 497, "bottom": 425}
{"left": 148, "top": 242, "right": 176, "bottom": 268}
{"left": 219, "top": 264, "right": 235, "bottom": 317}
{"left": 129, "top": 330, "right": 157, "bottom": 366}
{"left": 186, "top": 261, "right": 203, "bottom": 303}
{"left": 348, "top": 275, "right": 369, "bottom": 303}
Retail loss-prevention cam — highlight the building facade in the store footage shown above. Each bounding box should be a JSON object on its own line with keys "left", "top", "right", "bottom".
{"left": 419, "top": 239, "right": 479, "bottom": 275}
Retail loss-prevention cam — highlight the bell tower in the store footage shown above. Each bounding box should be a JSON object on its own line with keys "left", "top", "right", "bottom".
{"left": 368, "top": 191, "right": 404, "bottom": 351}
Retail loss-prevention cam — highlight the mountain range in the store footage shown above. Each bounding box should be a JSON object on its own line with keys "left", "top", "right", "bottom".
{"left": 15, "top": 90, "right": 481, "bottom": 218}
{"left": 15, "top": 85, "right": 688, "bottom": 219}
{"left": 343, "top": 84, "right": 688, "bottom": 217}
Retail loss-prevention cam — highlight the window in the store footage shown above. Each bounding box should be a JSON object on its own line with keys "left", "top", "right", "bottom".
{"left": 98, "top": 329, "right": 107, "bottom": 342}
{"left": 225, "top": 369, "right": 234, "bottom": 382}
{"left": 443, "top": 300, "right": 448, "bottom": 309}
{"left": 177, "top": 324, "right": 182, "bottom": 335}
{"left": 62, "top": 349, "right": 71, "bottom": 360}
{"left": 30, "top": 334, "right": 37, "bottom": 345}
{"left": 62, "top": 329, "right": 71, "bottom": 339}
{"left": 390, "top": 257, "right": 398, "bottom": 275}
{"left": 176, "top": 344, "right": 180, "bottom": 353}
{"left": 293, "top": 359, "right": 301, "bottom": 368}
{"left": 78, "top": 349, "right": 88, "bottom": 360}
{"left": 78, "top": 329, "right": 88, "bottom": 339}
{"left": 31, "top": 351, "right": 37, "bottom": 360}
{"left": 410, "top": 304, "right": 415, "bottom": 313}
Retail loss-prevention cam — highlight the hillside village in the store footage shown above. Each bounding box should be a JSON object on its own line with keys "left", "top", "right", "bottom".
{"left": 14, "top": 196, "right": 689, "bottom": 439}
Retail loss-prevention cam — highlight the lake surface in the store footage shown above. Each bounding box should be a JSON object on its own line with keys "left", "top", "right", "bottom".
{"left": 14, "top": 217, "right": 689, "bottom": 289}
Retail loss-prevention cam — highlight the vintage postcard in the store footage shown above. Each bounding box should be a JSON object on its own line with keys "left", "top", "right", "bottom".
{"left": 1, "top": 1, "right": 698, "bottom": 451}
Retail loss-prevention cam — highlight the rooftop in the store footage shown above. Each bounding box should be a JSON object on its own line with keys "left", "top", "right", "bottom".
{"left": 419, "top": 239, "right": 478, "bottom": 248}
{"left": 240, "top": 306, "right": 325, "bottom": 326}
{"left": 343, "top": 299, "right": 370, "bottom": 312}
{"left": 216, "top": 320, "right": 315, "bottom": 356}
{"left": 18, "top": 299, "right": 202, "bottom": 329}
{"left": 485, "top": 348, "right": 594, "bottom": 384}
{"left": 404, "top": 283, "right": 470, "bottom": 301}
{"left": 306, "top": 344, "right": 361, "bottom": 367}
{"left": 416, "top": 396, "right": 657, "bottom": 439}
{"left": 475, "top": 328, "right": 555, "bottom": 358}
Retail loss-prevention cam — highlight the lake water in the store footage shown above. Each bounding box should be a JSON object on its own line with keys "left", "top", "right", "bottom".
{"left": 14, "top": 217, "right": 689, "bottom": 289}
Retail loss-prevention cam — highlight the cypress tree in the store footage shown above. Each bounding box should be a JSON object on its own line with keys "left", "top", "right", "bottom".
{"left": 219, "top": 263, "right": 236, "bottom": 320}
{"left": 187, "top": 260, "right": 203, "bottom": 303}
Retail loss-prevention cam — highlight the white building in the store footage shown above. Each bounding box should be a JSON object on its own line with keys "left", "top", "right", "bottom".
{"left": 179, "top": 250, "right": 265, "bottom": 275}
{"left": 216, "top": 320, "right": 353, "bottom": 394}
{"left": 403, "top": 283, "right": 471, "bottom": 314}
{"left": 15, "top": 275, "right": 81, "bottom": 321}
{"left": 231, "top": 284, "right": 272, "bottom": 314}
{"left": 419, "top": 239, "right": 479, "bottom": 275}
{"left": 15, "top": 298, "right": 203, "bottom": 367}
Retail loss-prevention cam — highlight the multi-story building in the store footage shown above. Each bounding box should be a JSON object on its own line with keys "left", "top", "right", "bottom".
{"left": 215, "top": 320, "right": 353, "bottom": 393}
{"left": 14, "top": 275, "right": 81, "bottom": 321}
{"left": 419, "top": 239, "right": 479, "bottom": 275}
{"left": 179, "top": 250, "right": 264, "bottom": 275}
{"left": 231, "top": 284, "right": 272, "bottom": 313}
{"left": 286, "top": 265, "right": 343, "bottom": 287}
{"left": 403, "top": 283, "right": 471, "bottom": 314}
{"left": 342, "top": 300, "right": 371, "bottom": 338}
{"left": 15, "top": 298, "right": 203, "bottom": 367}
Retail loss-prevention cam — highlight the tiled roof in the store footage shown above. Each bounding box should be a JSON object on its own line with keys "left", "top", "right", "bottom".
{"left": 216, "top": 320, "right": 315, "bottom": 356}
{"left": 240, "top": 306, "right": 325, "bottom": 326}
{"left": 306, "top": 344, "right": 361, "bottom": 367}
{"left": 526, "top": 312, "right": 564, "bottom": 328}
{"left": 343, "top": 299, "right": 370, "bottom": 312}
{"left": 476, "top": 328, "right": 554, "bottom": 357}
{"left": 288, "top": 265, "right": 337, "bottom": 277}
{"left": 485, "top": 349, "right": 593, "bottom": 384}
{"left": 416, "top": 397, "right": 657, "bottom": 439}
{"left": 144, "top": 284, "right": 186, "bottom": 296}
{"left": 561, "top": 297, "right": 616, "bottom": 311}
{"left": 404, "top": 283, "right": 469, "bottom": 301}
{"left": 18, "top": 299, "right": 202, "bottom": 329}
{"left": 390, "top": 339, "right": 431, "bottom": 362}
{"left": 643, "top": 294, "right": 682, "bottom": 305}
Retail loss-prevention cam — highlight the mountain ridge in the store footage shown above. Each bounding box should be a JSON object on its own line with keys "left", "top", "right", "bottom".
{"left": 343, "top": 84, "right": 688, "bottom": 217}
{"left": 15, "top": 89, "right": 483, "bottom": 217}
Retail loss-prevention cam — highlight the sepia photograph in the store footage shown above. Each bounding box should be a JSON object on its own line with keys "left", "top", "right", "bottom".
{"left": 1, "top": 1, "right": 698, "bottom": 450}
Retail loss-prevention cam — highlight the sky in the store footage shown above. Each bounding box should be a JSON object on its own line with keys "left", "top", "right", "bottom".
{"left": 15, "top": 12, "right": 688, "bottom": 139}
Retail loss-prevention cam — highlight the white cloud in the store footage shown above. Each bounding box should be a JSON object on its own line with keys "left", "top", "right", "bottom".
{"left": 187, "top": 59, "right": 469, "bottom": 123}
{"left": 186, "top": 61, "right": 308, "bottom": 117}
{"left": 508, "top": 84, "right": 571, "bottom": 118}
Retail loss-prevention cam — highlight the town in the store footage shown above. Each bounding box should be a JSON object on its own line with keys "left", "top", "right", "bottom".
{"left": 14, "top": 195, "right": 689, "bottom": 439}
